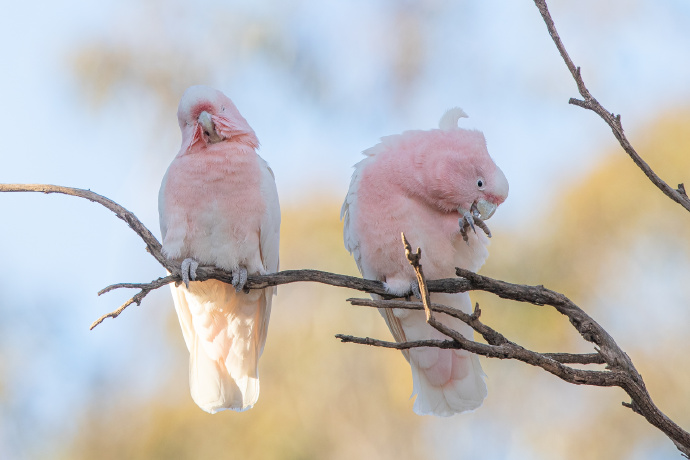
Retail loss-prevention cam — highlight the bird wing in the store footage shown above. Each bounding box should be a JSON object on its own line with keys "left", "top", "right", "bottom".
{"left": 341, "top": 157, "right": 367, "bottom": 273}
{"left": 256, "top": 155, "right": 281, "bottom": 354}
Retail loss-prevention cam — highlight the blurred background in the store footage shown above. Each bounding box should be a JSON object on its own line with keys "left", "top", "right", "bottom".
{"left": 1, "top": 0, "right": 690, "bottom": 458}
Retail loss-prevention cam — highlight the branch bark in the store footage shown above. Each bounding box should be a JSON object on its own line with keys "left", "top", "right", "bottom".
{"left": 0, "top": 183, "right": 173, "bottom": 270}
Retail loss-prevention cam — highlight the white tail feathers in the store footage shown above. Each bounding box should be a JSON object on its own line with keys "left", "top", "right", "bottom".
{"left": 171, "top": 279, "right": 271, "bottom": 413}
{"left": 382, "top": 292, "right": 487, "bottom": 416}
{"left": 438, "top": 107, "right": 469, "bottom": 131}
{"left": 409, "top": 347, "right": 487, "bottom": 416}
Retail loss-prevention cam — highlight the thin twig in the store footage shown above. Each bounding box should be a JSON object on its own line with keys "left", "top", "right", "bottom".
{"left": 91, "top": 267, "right": 472, "bottom": 329}
{"left": 335, "top": 335, "right": 457, "bottom": 350}
{"left": 0, "top": 183, "right": 174, "bottom": 269}
{"left": 90, "top": 275, "right": 177, "bottom": 329}
{"left": 345, "top": 297, "right": 605, "bottom": 364}
{"left": 335, "top": 334, "right": 604, "bottom": 365}
{"left": 91, "top": 269, "right": 392, "bottom": 328}
{"left": 532, "top": 0, "right": 690, "bottom": 213}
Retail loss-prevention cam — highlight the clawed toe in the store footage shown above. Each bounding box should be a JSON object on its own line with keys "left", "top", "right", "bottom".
{"left": 231, "top": 266, "right": 248, "bottom": 292}
{"left": 180, "top": 258, "right": 199, "bottom": 288}
{"left": 410, "top": 282, "right": 422, "bottom": 300}
{"left": 459, "top": 202, "right": 492, "bottom": 244}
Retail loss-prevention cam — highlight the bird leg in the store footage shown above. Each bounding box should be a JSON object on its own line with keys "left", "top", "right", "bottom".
{"left": 180, "top": 258, "right": 199, "bottom": 288}
{"left": 232, "top": 266, "right": 248, "bottom": 293}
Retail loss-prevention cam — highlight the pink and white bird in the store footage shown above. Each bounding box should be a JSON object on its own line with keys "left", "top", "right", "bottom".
{"left": 341, "top": 108, "right": 508, "bottom": 416}
{"left": 159, "top": 85, "right": 280, "bottom": 413}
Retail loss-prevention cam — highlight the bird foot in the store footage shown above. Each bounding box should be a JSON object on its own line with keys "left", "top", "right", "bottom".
{"left": 399, "top": 281, "right": 422, "bottom": 301}
{"left": 180, "top": 258, "right": 199, "bottom": 288}
{"left": 410, "top": 281, "right": 422, "bottom": 300}
{"left": 232, "top": 266, "right": 248, "bottom": 293}
{"left": 459, "top": 202, "right": 492, "bottom": 244}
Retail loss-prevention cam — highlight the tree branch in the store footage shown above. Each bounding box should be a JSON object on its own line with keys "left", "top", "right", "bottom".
{"left": 395, "top": 235, "right": 620, "bottom": 387}
{"left": 90, "top": 275, "right": 176, "bottom": 329}
{"left": 533, "top": 0, "right": 690, "bottom": 213}
{"left": 335, "top": 334, "right": 604, "bottom": 365}
{"left": 452, "top": 266, "right": 690, "bottom": 455}
{"left": 0, "top": 183, "right": 174, "bottom": 270}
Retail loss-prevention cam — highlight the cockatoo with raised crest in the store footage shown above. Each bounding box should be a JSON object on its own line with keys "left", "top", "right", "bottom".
{"left": 341, "top": 108, "right": 508, "bottom": 416}
{"left": 159, "top": 85, "right": 280, "bottom": 413}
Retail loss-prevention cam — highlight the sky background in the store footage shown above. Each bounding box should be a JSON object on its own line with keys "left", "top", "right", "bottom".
{"left": 1, "top": 0, "right": 690, "bottom": 459}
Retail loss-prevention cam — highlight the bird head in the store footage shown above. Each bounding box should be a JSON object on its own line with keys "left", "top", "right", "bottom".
{"left": 176, "top": 85, "right": 258, "bottom": 152}
{"left": 418, "top": 108, "right": 509, "bottom": 220}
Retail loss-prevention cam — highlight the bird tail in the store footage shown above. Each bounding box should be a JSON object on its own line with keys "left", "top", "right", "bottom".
{"left": 170, "top": 279, "right": 272, "bottom": 413}
{"left": 382, "top": 292, "right": 487, "bottom": 416}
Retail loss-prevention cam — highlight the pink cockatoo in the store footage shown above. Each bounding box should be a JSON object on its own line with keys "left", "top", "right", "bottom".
{"left": 158, "top": 85, "right": 280, "bottom": 413}
{"left": 341, "top": 108, "right": 508, "bottom": 416}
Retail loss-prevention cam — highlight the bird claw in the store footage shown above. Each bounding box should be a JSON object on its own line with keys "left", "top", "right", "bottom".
{"left": 232, "top": 266, "right": 248, "bottom": 292}
{"left": 180, "top": 258, "right": 199, "bottom": 288}
{"left": 401, "top": 281, "right": 422, "bottom": 301}
{"left": 410, "top": 282, "right": 422, "bottom": 300}
{"left": 459, "top": 202, "right": 492, "bottom": 244}
{"left": 464, "top": 211, "right": 477, "bottom": 233}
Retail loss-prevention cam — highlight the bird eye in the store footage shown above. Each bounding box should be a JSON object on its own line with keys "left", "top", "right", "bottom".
{"left": 221, "top": 106, "right": 226, "bottom": 112}
{"left": 477, "top": 178, "right": 485, "bottom": 189}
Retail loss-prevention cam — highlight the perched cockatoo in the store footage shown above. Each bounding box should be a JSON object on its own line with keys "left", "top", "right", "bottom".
{"left": 158, "top": 85, "right": 280, "bottom": 413}
{"left": 341, "top": 108, "right": 508, "bottom": 416}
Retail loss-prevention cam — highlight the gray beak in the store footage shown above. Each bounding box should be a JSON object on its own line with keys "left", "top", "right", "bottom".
{"left": 458, "top": 199, "right": 497, "bottom": 221}
{"left": 475, "top": 199, "right": 497, "bottom": 220}
{"left": 198, "top": 111, "right": 224, "bottom": 144}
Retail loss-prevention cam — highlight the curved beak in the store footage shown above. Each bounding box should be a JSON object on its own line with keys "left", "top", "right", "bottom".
{"left": 457, "top": 198, "right": 498, "bottom": 221}
{"left": 198, "top": 111, "right": 224, "bottom": 144}
{"left": 468, "top": 165, "right": 508, "bottom": 220}
{"left": 475, "top": 199, "right": 497, "bottom": 220}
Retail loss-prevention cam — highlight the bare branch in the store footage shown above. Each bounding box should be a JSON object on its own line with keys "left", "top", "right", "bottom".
{"left": 397, "top": 234, "right": 618, "bottom": 387}
{"left": 532, "top": 0, "right": 690, "bottom": 213}
{"left": 90, "top": 268, "right": 392, "bottom": 328}
{"left": 335, "top": 333, "right": 604, "bottom": 365}
{"left": 455, "top": 266, "right": 690, "bottom": 456}
{"left": 335, "top": 335, "right": 457, "bottom": 350}
{"left": 3, "top": 183, "right": 689, "bottom": 454}
{"left": 90, "top": 275, "right": 176, "bottom": 329}
{"left": 345, "top": 297, "right": 604, "bottom": 365}
{"left": 0, "top": 183, "right": 175, "bottom": 269}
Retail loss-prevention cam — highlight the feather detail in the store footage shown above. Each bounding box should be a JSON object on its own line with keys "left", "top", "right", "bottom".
{"left": 403, "top": 292, "right": 487, "bottom": 417}
{"left": 438, "top": 107, "right": 468, "bottom": 131}
{"left": 172, "top": 280, "right": 270, "bottom": 412}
